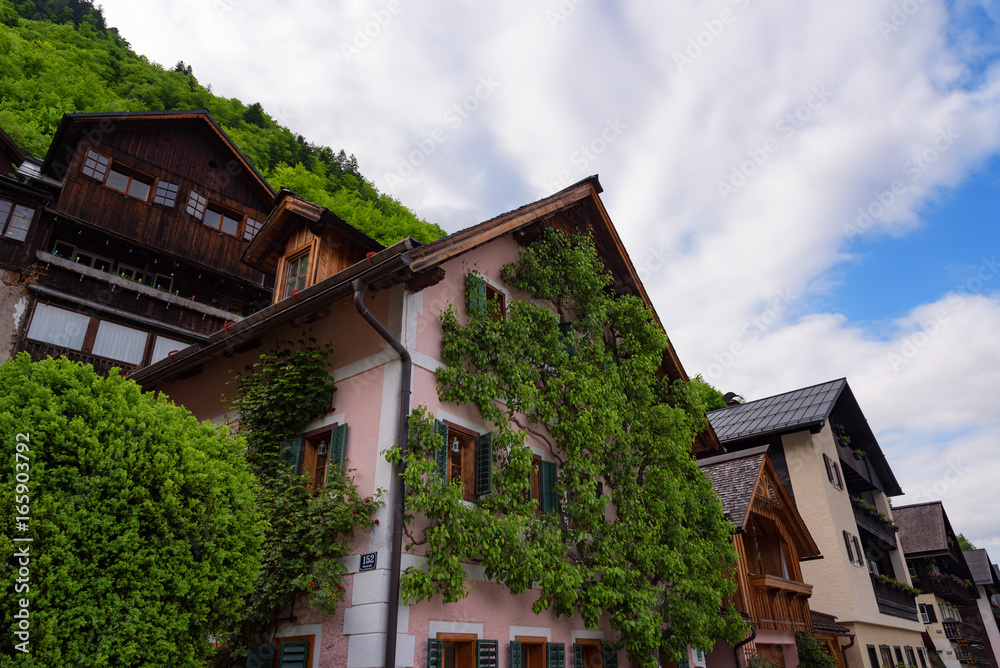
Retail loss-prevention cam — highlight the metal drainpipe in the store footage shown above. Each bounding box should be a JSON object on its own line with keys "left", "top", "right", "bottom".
{"left": 734, "top": 623, "right": 758, "bottom": 667}
{"left": 840, "top": 634, "right": 856, "bottom": 668}
{"left": 352, "top": 278, "right": 412, "bottom": 668}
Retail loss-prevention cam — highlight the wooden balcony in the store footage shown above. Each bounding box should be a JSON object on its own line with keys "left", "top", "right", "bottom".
{"left": 852, "top": 498, "right": 898, "bottom": 552}
{"left": 870, "top": 573, "right": 918, "bottom": 621}
{"left": 748, "top": 574, "right": 814, "bottom": 632}
{"left": 17, "top": 340, "right": 139, "bottom": 377}
{"left": 944, "top": 620, "right": 980, "bottom": 642}
{"left": 912, "top": 574, "right": 974, "bottom": 605}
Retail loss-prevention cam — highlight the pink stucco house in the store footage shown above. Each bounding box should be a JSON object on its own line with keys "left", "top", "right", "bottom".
{"left": 132, "top": 176, "right": 714, "bottom": 668}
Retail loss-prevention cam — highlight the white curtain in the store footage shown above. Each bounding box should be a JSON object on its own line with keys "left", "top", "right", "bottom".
{"left": 150, "top": 335, "right": 188, "bottom": 364}
{"left": 26, "top": 303, "right": 89, "bottom": 350}
{"left": 92, "top": 321, "right": 147, "bottom": 364}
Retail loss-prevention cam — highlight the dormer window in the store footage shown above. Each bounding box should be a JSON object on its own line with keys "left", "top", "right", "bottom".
{"left": 283, "top": 250, "right": 310, "bottom": 298}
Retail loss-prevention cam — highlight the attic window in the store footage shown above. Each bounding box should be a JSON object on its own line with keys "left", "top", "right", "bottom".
{"left": 81, "top": 150, "right": 110, "bottom": 181}
{"left": 283, "top": 251, "right": 310, "bottom": 298}
{"left": 153, "top": 181, "right": 179, "bottom": 207}
{"left": 186, "top": 191, "right": 207, "bottom": 221}
{"left": 244, "top": 217, "right": 262, "bottom": 241}
{"left": 202, "top": 206, "right": 241, "bottom": 237}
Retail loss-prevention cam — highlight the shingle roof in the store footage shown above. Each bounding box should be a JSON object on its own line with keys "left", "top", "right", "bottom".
{"left": 964, "top": 549, "right": 995, "bottom": 585}
{"left": 697, "top": 446, "right": 768, "bottom": 528}
{"left": 707, "top": 379, "right": 846, "bottom": 442}
{"left": 894, "top": 502, "right": 949, "bottom": 555}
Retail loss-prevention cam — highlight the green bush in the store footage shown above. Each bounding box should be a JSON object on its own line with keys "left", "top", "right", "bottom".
{"left": 796, "top": 632, "right": 838, "bottom": 668}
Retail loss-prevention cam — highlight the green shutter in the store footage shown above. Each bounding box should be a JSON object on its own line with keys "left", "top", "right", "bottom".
{"left": 245, "top": 644, "right": 274, "bottom": 668}
{"left": 278, "top": 640, "right": 309, "bottom": 668}
{"left": 326, "top": 423, "right": 347, "bottom": 481}
{"left": 466, "top": 272, "right": 488, "bottom": 318}
{"left": 477, "top": 639, "right": 499, "bottom": 668}
{"left": 548, "top": 642, "right": 567, "bottom": 668}
{"left": 433, "top": 419, "right": 449, "bottom": 480}
{"left": 476, "top": 432, "right": 493, "bottom": 497}
{"left": 559, "top": 321, "right": 576, "bottom": 357}
{"left": 573, "top": 643, "right": 584, "bottom": 668}
{"left": 428, "top": 638, "right": 444, "bottom": 668}
{"left": 602, "top": 644, "right": 619, "bottom": 668}
{"left": 541, "top": 460, "right": 558, "bottom": 514}
{"left": 279, "top": 437, "right": 304, "bottom": 474}
{"left": 510, "top": 641, "right": 524, "bottom": 668}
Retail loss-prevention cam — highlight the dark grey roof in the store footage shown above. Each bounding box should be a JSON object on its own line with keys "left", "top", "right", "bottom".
{"left": 894, "top": 502, "right": 949, "bottom": 555}
{"left": 964, "top": 549, "right": 994, "bottom": 585}
{"left": 698, "top": 446, "right": 768, "bottom": 528}
{"left": 707, "top": 379, "right": 846, "bottom": 442}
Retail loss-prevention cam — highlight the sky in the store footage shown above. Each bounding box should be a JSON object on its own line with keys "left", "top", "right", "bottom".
{"left": 95, "top": 0, "right": 1000, "bottom": 553}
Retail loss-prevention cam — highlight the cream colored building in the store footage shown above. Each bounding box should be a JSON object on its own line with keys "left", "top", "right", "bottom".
{"left": 708, "top": 380, "right": 928, "bottom": 668}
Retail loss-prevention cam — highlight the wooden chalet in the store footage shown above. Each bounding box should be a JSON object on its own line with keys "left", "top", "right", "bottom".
{"left": 1, "top": 110, "right": 277, "bottom": 375}
{"left": 699, "top": 446, "right": 823, "bottom": 668}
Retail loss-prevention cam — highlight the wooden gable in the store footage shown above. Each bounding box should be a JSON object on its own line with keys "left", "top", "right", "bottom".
{"left": 749, "top": 456, "right": 820, "bottom": 560}
{"left": 0, "top": 126, "right": 26, "bottom": 179}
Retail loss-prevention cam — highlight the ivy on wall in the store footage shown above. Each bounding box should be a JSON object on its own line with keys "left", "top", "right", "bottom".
{"left": 385, "top": 229, "right": 747, "bottom": 667}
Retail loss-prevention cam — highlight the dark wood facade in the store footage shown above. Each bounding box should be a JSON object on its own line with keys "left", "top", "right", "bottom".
{"left": 2, "top": 111, "right": 278, "bottom": 373}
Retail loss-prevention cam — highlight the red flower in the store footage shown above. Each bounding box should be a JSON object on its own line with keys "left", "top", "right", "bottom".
{"left": 374, "top": 519, "right": 380, "bottom": 525}
{"left": 338, "top": 585, "right": 344, "bottom": 591}
{"left": 308, "top": 582, "right": 313, "bottom": 587}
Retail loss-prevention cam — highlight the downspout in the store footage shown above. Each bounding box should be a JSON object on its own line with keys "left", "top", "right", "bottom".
{"left": 734, "top": 623, "right": 757, "bottom": 667}
{"left": 839, "top": 634, "right": 856, "bottom": 668}
{"left": 353, "top": 278, "right": 411, "bottom": 668}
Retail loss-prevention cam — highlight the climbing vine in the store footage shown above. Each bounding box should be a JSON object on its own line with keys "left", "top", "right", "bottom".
{"left": 386, "top": 229, "right": 747, "bottom": 666}
{"left": 214, "top": 338, "right": 383, "bottom": 667}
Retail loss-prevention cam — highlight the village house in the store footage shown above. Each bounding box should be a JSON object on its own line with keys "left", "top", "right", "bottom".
{"left": 131, "top": 175, "right": 729, "bottom": 668}
{"left": 706, "top": 380, "right": 929, "bottom": 668}
{"left": 0, "top": 110, "right": 274, "bottom": 373}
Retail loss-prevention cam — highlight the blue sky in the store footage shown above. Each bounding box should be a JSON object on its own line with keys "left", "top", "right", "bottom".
{"left": 95, "top": 0, "right": 1000, "bottom": 552}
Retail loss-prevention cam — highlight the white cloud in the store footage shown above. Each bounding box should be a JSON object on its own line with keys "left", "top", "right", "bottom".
{"left": 95, "top": 0, "right": 1000, "bottom": 545}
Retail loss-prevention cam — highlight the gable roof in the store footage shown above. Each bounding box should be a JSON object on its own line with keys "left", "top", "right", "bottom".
{"left": 894, "top": 502, "right": 951, "bottom": 555}
{"left": 698, "top": 445, "right": 820, "bottom": 558}
{"left": 39, "top": 110, "right": 273, "bottom": 200}
{"left": 708, "top": 379, "right": 847, "bottom": 441}
{"left": 698, "top": 446, "right": 768, "bottom": 527}
{"left": 0, "top": 125, "right": 26, "bottom": 166}
{"left": 964, "top": 549, "right": 996, "bottom": 586}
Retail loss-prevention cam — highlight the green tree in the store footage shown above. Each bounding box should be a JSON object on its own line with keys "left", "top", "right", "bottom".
{"left": 0, "top": 354, "right": 263, "bottom": 667}
{"left": 957, "top": 533, "right": 976, "bottom": 551}
{"left": 387, "top": 229, "right": 746, "bottom": 666}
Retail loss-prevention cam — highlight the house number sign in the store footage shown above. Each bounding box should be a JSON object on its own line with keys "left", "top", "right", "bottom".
{"left": 359, "top": 552, "right": 377, "bottom": 571}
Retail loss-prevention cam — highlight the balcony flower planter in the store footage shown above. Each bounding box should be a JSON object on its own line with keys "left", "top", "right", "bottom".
{"left": 872, "top": 573, "right": 922, "bottom": 596}
{"left": 852, "top": 497, "right": 900, "bottom": 532}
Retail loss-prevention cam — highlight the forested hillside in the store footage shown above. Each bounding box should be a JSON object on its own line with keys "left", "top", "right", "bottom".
{"left": 0, "top": 0, "right": 445, "bottom": 245}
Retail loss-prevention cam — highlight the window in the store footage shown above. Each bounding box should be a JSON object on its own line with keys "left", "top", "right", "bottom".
{"left": 0, "top": 199, "right": 34, "bottom": 242}
{"left": 71, "top": 248, "right": 114, "bottom": 273}
{"left": 880, "top": 646, "right": 893, "bottom": 668}
{"left": 894, "top": 647, "right": 904, "bottom": 667}
{"left": 202, "top": 206, "right": 242, "bottom": 237}
{"left": 117, "top": 263, "right": 146, "bottom": 284}
{"left": 283, "top": 250, "right": 310, "bottom": 298}
{"left": 150, "top": 335, "right": 189, "bottom": 364}
{"left": 574, "top": 640, "right": 616, "bottom": 668}
{"left": 152, "top": 274, "right": 173, "bottom": 292}
{"left": 186, "top": 191, "right": 207, "bottom": 220}
{"left": 105, "top": 167, "right": 153, "bottom": 201}
{"left": 428, "top": 636, "right": 499, "bottom": 668}
{"left": 823, "top": 453, "right": 843, "bottom": 490}
{"left": 279, "top": 424, "right": 348, "bottom": 490}
{"left": 245, "top": 636, "right": 313, "bottom": 668}
{"left": 91, "top": 320, "right": 147, "bottom": 364}
{"left": 26, "top": 303, "right": 89, "bottom": 351}
{"left": 244, "top": 217, "right": 262, "bottom": 240}
{"left": 919, "top": 603, "right": 937, "bottom": 624}
{"left": 434, "top": 419, "right": 493, "bottom": 502}
{"left": 917, "top": 649, "right": 927, "bottom": 668}
{"left": 514, "top": 637, "right": 547, "bottom": 668}
{"left": 843, "top": 530, "right": 864, "bottom": 567}
{"left": 868, "top": 646, "right": 881, "bottom": 668}
{"left": 466, "top": 272, "right": 506, "bottom": 321}
{"left": 905, "top": 647, "right": 917, "bottom": 667}
{"left": 81, "top": 149, "right": 110, "bottom": 181}
{"left": 153, "top": 180, "right": 179, "bottom": 207}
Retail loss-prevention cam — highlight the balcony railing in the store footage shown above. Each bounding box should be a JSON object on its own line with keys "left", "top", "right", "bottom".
{"left": 870, "top": 573, "right": 918, "bottom": 621}
{"left": 748, "top": 574, "right": 814, "bottom": 632}
{"left": 914, "top": 574, "right": 974, "bottom": 605}
{"left": 852, "top": 498, "right": 899, "bottom": 551}
{"left": 17, "top": 340, "right": 140, "bottom": 377}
